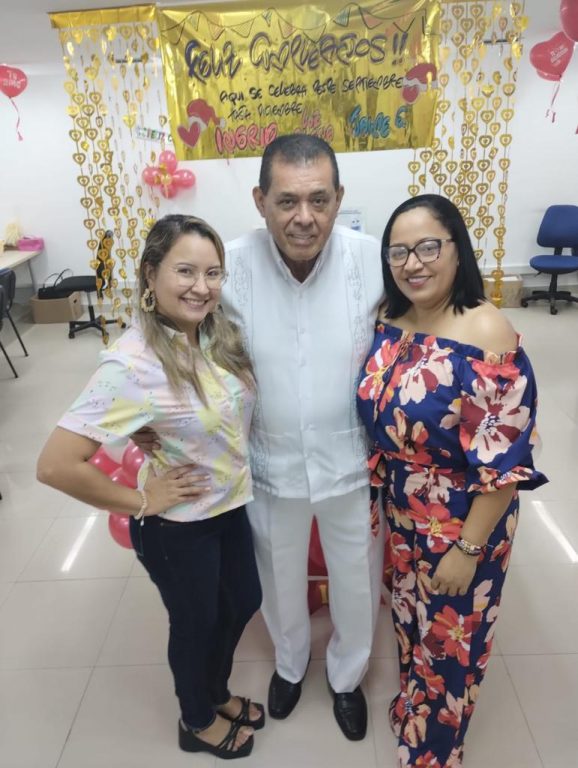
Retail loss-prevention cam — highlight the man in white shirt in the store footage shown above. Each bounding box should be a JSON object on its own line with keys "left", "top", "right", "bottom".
{"left": 222, "top": 135, "right": 385, "bottom": 741}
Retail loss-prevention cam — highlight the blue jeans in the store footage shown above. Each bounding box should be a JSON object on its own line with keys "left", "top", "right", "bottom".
{"left": 130, "top": 506, "right": 262, "bottom": 729}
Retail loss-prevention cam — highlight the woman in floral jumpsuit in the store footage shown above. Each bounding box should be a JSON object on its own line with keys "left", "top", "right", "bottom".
{"left": 357, "top": 195, "right": 546, "bottom": 767}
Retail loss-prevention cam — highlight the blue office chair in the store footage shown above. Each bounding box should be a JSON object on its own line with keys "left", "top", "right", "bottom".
{"left": 521, "top": 205, "right": 578, "bottom": 315}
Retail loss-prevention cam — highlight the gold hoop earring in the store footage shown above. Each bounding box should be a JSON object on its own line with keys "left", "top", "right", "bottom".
{"left": 140, "top": 287, "right": 156, "bottom": 313}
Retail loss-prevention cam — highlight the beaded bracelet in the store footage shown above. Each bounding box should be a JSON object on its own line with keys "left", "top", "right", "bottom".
{"left": 134, "top": 489, "right": 148, "bottom": 524}
{"left": 454, "top": 536, "right": 484, "bottom": 557}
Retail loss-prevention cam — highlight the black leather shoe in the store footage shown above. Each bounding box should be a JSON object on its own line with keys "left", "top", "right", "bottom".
{"left": 329, "top": 684, "right": 368, "bottom": 741}
{"left": 268, "top": 671, "right": 302, "bottom": 719}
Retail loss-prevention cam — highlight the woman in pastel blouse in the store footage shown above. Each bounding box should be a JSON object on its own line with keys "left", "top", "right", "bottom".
{"left": 356, "top": 195, "right": 546, "bottom": 767}
{"left": 37, "top": 215, "right": 263, "bottom": 759}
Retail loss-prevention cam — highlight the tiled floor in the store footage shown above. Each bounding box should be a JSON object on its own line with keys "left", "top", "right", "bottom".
{"left": 1, "top": 301, "right": 577, "bottom": 767}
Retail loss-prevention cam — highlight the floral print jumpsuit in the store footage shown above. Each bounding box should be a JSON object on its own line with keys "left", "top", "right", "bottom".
{"left": 357, "top": 324, "right": 547, "bottom": 768}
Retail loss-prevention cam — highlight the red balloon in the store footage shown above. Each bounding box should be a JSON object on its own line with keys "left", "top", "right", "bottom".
{"left": 122, "top": 442, "right": 146, "bottom": 483}
{"left": 89, "top": 446, "right": 121, "bottom": 476}
{"left": 158, "top": 150, "right": 178, "bottom": 174}
{"left": 110, "top": 466, "right": 136, "bottom": 489}
{"left": 529, "top": 31, "right": 574, "bottom": 79}
{"left": 160, "top": 180, "right": 178, "bottom": 199}
{"left": 308, "top": 519, "right": 327, "bottom": 576}
{"left": 108, "top": 513, "right": 133, "bottom": 549}
{"left": 142, "top": 166, "right": 160, "bottom": 186}
{"left": 536, "top": 69, "right": 561, "bottom": 82}
{"left": 173, "top": 168, "right": 196, "bottom": 189}
{"left": 561, "top": 0, "right": 578, "bottom": 42}
{"left": 0, "top": 65, "right": 27, "bottom": 99}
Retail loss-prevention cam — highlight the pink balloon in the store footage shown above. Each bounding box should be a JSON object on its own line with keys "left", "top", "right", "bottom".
{"left": 110, "top": 466, "right": 136, "bottom": 489}
{"left": 122, "top": 442, "right": 146, "bottom": 483}
{"left": 142, "top": 166, "right": 160, "bottom": 186}
{"left": 160, "top": 181, "right": 178, "bottom": 198}
{"left": 158, "top": 150, "right": 178, "bottom": 174}
{"left": 108, "top": 513, "right": 133, "bottom": 549}
{"left": 561, "top": 0, "right": 578, "bottom": 42}
{"left": 0, "top": 65, "right": 27, "bottom": 99}
{"left": 173, "top": 169, "right": 196, "bottom": 189}
{"left": 529, "top": 31, "right": 574, "bottom": 79}
{"left": 89, "top": 447, "right": 121, "bottom": 476}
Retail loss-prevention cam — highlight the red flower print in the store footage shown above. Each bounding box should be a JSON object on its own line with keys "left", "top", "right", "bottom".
{"left": 407, "top": 496, "right": 462, "bottom": 553}
{"left": 460, "top": 373, "right": 531, "bottom": 463}
{"left": 432, "top": 606, "right": 474, "bottom": 666}
{"left": 398, "top": 343, "right": 454, "bottom": 405}
{"left": 400, "top": 680, "right": 431, "bottom": 747}
{"left": 415, "top": 752, "right": 442, "bottom": 768}
{"left": 357, "top": 338, "right": 402, "bottom": 407}
{"left": 392, "top": 570, "right": 417, "bottom": 625}
{"left": 386, "top": 407, "right": 431, "bottom": 464}
{"left": 471, "top": 356, "right": 519, "bottom": 382}
{"left": 404, "top": 465, "right": 462, "bottom": 504}
{"left": 391, "top": 532, "right": 413, "bottom": 573}
{"left": 437, "top": 690, "right": 465, "bottom": 731}
{"left": 414, "top": 645, "right": 446, "bottom": 700}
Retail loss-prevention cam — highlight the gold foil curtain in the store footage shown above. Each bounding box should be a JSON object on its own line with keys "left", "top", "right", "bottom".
{"left": 50, "top": 5, "right": 170, "bottom": 333}
{"left": 408, "top": 1, "right": 527, "bottom": 306}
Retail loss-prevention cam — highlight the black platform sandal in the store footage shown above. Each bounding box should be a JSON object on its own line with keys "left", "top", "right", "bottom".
{"left": 178, "top": 718, "right": 254, "bottom": 759}
{"left": 219, "top": 696, "right": 266, "bottom": 730}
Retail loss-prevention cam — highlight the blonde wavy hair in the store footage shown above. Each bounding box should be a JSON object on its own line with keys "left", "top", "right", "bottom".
{"left": 138, "top": 215, "right": 253, "bottom": 401}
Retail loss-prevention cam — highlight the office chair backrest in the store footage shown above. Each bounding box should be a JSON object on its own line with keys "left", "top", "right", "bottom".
{"left": 537, "top": 205, "right": 578, "bottom": 253}
{"left": 0, "top": 269, "right": 15, "bottom": 313}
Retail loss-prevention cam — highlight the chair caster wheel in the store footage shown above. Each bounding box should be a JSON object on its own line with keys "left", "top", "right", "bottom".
{"left": 520, "top": 299, "right": 528, "bottom": 308}
{"left": 68, "top": 332, "right": 75, "bottom": 339}
{"left": 550, "top": 307, "right": 558, "bottom": 315}
{"left": 121, "top": 322, "right": 127, "bottom": 329}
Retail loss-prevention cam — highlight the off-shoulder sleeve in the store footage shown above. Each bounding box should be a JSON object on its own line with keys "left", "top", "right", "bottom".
{"left": 58, "top": 351, "right": 155, "bottom": 444}
{"left": 457, "top": 348, "right": 547, "bottom": 495}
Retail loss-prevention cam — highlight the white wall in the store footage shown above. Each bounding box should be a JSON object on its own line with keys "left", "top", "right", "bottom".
{"left": 1, "top": 0, "right": 576, "bottom": 291}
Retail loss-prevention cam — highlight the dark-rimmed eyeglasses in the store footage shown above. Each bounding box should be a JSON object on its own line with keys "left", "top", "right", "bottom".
{"left": 169, "top": 266, "right": 228, "bottom": 288}
{"left": 384, "top": 238, "right": 454, "bottom": 267}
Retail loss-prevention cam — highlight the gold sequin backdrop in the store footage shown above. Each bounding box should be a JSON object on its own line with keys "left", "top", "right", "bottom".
{"left": 49, "top": 5, "right": 170, "bottom": 331}
{"left": 408, "top": 0, "right": 527, "bottom": 306}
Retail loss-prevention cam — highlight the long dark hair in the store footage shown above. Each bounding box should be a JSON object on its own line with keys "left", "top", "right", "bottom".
{"left": 381, "top": 194, "right": 485, "bottom": 318}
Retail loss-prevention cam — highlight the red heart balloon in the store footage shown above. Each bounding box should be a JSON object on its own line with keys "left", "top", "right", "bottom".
{"left": 561, "top": 0, "right": 578, "bottom": 43}
{"left": 529, "top": 31, "right": 574, "bottom": 79}
{"left": 0, "top": 65, "right": 27, "bottom": 99}
{"left": 537, "top": 69, "right": 561, "bottom": 82}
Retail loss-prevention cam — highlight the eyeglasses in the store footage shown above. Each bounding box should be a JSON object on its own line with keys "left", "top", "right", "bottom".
{"left": 384, "top": 238, "right": 454, "bottom": 267}
{"left": 169, "top": 266, "right": 228, "bottom": 288}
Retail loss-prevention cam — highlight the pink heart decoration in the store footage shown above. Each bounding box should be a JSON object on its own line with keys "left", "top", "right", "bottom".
{"left": 178, "top": 122, "right": 202, "bottom": 149}
{"left": 529, "top": 30, "right": 574, "bottom": 79}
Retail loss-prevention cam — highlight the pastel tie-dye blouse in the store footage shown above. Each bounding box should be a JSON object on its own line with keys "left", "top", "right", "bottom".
{"left": 58, "top": 321, "right": 255, "bottom": 522}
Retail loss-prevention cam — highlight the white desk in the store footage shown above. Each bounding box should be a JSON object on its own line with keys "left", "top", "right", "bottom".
{"left": 0, "top": 249, "right": 41, "bottom": 292}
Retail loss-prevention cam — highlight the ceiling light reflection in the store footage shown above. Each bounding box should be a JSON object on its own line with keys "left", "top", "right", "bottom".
{"left": 532, "top": 500, "right": 578, "bottom": 564}
{"left": 61, "top": 514, "right": 98, "bottom": 573}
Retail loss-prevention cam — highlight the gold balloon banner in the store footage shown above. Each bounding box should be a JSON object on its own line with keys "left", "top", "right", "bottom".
{"left": 158, "top": 0, "right": 441, "bottom": 159}
{"left": 408, "top": 0, "right": 527, "bottom": 306}
{"left": 50, "top": 4, "right": 171, "bottom": 335}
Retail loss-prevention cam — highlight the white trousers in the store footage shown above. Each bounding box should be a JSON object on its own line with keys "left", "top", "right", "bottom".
{"left": 246, "top": 485, "right": 384, "bottom": 693}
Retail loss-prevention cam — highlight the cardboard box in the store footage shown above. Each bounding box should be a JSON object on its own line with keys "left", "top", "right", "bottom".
{"left": 483, "top": 275, "right": 523, "bottom": 308}
{"left": 30, "top": 291, "right": 84, "bottom": 323}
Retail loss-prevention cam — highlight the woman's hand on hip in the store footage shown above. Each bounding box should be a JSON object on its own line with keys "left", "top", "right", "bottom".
{"left": 143, "top": 465, "right": 210, "bottom": 516}
{"left": 430, "top": 546, "right": 479, "bottom": 597}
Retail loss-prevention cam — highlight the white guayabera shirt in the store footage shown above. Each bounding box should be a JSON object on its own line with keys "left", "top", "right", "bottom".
{"left": 222, "top": 225, "right": 384, "bottom": 503}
